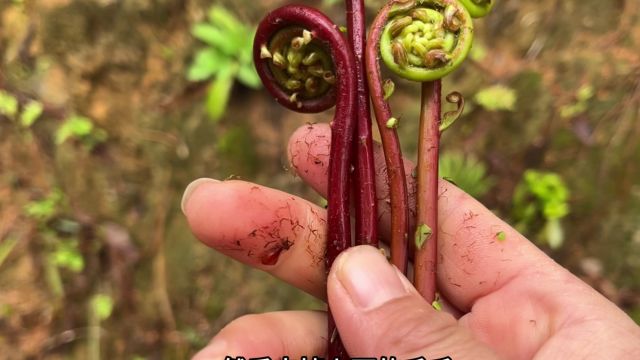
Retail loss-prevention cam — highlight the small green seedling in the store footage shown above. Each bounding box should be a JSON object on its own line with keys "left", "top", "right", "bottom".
{"left": 560, "top": 84, "right": 594, "bottom": 119}
{"left": 55, "top": 115, "right": 107, "bottom": 148}
{"left": 513, "top": 170, "right": 570, "bottom": 249}
{"left": 187, "top": 6, "right": 261, "bottom": 121}
{"left": 91, "top": 294, "right": 114, "bottom": 321}
{"left": 0, "top": 90, "right": 18, "bottom": 118}
{"left": 20, "top": 101, "right": 44, "bottom": 127}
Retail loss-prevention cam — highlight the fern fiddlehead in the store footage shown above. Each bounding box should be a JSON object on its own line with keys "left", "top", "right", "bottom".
{"left": 367, "top": 0, "right": 482, "bottom": 302}
{"left": 254, "top": 5, "right": 359, "bottom": 268}
{"left": 379, "top": 0, "right": 474, "bottom": 82}
{"left": 253, "top": 0, "right": 494, "bottom": 355}
{"left": 253, "top": 4, "right": 373, "bottom": 357}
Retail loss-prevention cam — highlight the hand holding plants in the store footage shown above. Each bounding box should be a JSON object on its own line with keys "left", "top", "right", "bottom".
{"left": 184, "top": 124, "right": 640, "bottom": 359}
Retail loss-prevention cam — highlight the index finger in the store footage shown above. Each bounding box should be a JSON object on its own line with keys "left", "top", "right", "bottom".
{"left": 288, "top": 123, "right": 564, "bottom": 312}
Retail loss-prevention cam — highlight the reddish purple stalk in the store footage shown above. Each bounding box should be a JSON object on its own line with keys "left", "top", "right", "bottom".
{"left": 323, "top": 1, "right": 380, "bottom": 357}
{"left": 346, "top": 0, "right": 378, "bottom": 250}
{"left": 254, "top": 5, "right": 356, "bottom": 267}
{"left": 414, "top": 80, "right": 441, "bottom": 303}
{"left": 365, "top": 2, "right": 410, "bottom": 274}
{"left": 254, "top": 5, "right": 358, "bottom": 358}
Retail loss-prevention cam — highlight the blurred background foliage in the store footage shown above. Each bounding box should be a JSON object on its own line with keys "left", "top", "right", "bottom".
{"left": 0, "top": 0, "right": 639, "bottom": 358}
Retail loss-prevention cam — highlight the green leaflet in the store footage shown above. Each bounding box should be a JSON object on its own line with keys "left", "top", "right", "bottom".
{"left": 236, "top": 64, "right": 262, "bottom": 89}
{"left": 191, "top": 23, "right": 241, "bottom": 56}
{"left": 51, "top": 239, "right": 84, "bottom": 273}
{"left": 208, "top": 6, "right": 243, "bottom": 35}
{"left": 187, "top": 48, "right": 225, "bottom": 81}
{"left": 91, "top": 294, "right": 114, "bottom": 321}
{"left": 0, "top": 90, "right": 18, "bottom": 117}
{"left": 55, "top": 116, "right": 94, "bottom": 144}
{"left": 545, "top": 218, "right": 564, "bottom": 249}
{"left": 415, "top": 223, "right": 433, "bottom": 250}
{"left": 20, "top": 101, "right": 44, "bottom": 127}
{"left": 187, "top": 6, "right": 260, "bottom": 120}
{"left": 512, "top": 170, "right": 570, "bottom": 249}
{"left": 383, "top": 79, "right": 395, "bottom": 100}
{"left": 24, "top": 188, "right": 64, "bottom": 221}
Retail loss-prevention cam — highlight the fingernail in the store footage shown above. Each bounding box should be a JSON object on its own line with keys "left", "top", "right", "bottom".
{"left": 192, "top": 338, "right": 228, "bottom": 360}
{"left": 334, "top": 245, "right": 409, "bottom": 310}
{"left": 181, "top": 178, "right": 220, "bottom": 215}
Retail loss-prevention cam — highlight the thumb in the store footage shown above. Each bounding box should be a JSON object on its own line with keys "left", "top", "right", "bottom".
{"left": 327, "top": 245, "right": 497, "bottom": 359}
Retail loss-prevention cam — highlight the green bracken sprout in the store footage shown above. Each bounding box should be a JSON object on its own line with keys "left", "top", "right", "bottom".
{"left": 379, "top": 0, "right": 474, "bottom": 82}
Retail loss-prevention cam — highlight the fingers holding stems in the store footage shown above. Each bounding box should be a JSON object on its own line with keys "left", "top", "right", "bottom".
{"left": 192, "top": 247, "right": 498, "bottom": 359}
{"left": 183, "top": 124, "right": 562, "bottom": 311}
{"left": 183, "top": 124, "right": 640, "bottom": 358}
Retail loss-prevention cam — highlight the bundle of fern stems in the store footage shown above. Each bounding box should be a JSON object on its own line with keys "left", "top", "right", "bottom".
{"left": 252, "top": 0, "right": 494, "bottom": 356}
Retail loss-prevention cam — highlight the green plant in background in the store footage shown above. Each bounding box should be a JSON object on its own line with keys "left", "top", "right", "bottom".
{"left": 0, "top": 90, "right": 19, "bottom": 118}
{"left": 20, "top": 100, "right": 44, "bottom": 127}
{"left": 187, "top": 6, "right": 261, "bottom": 122}
{"left": 560, "top": 84, "right": 594, "bottom": 119}
{"left": 24, "top": 187, "right": 65, "bottom": 221}
{"left": 90, "top": 294, "right": 114, "bottom": 321}
{"left": 474, "top": 84, "right": 517, "bottom": 112}
{"left": 88, "top": 293, "right": 114, "bottom": 360}
{"left": 50, "top": 238, "right": 84, "bottom": 273}
{"left": 23, "top": 188, "right": 85, "bottom": 297}
{"left": 44, "top": 234, "right": 84, "bottom": 298}
{"left": 439, "top": 151, "right": 494, "bottom": 198}
{"left": 55, "top": 115, "right": 107, "bottom": 148}
{"left": 0, "top": 90, "right": 44, "bottom": 126}
{"left": 513, "top": 170, "right": 570, "bottom": 249}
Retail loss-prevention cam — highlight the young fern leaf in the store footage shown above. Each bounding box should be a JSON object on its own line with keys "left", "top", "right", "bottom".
{"left": 368, "top": 0, "right": 481, "bottom": 303}
{"left": 379, "top": 0, "right": 474, "bottom": 82}
{"left": 440, "top": 91, "right": 465, "bottom": 132}
{"left": 254, "top": 5, "right": 375, "bottom": 357}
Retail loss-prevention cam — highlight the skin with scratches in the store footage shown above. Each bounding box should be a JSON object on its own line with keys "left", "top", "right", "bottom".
{"left": 186, "top": 180, "right": 327, "bottom": 297}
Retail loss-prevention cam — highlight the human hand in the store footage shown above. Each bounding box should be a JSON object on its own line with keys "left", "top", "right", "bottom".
{"left": 183, "top": 123, "right": 640, "bottom": 359}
